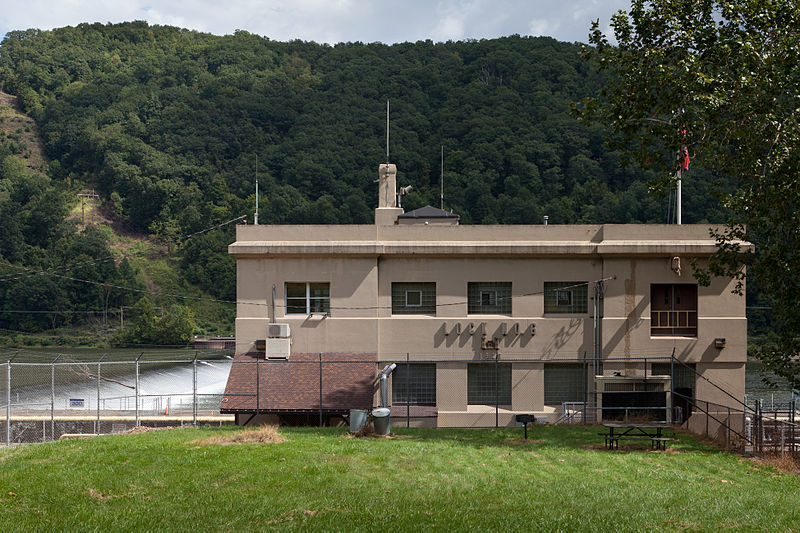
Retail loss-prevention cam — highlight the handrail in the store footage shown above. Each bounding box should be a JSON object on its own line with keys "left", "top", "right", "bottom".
{"left": 651, "top": 309, "right": 697, "bottom": 330}
{"left": 673, "top": 391, "right": 752, "bottom": 445}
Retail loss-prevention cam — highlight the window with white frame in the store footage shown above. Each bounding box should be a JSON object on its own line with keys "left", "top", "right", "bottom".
{"left": 285, "top": 282, "right": 330, "bottom": 315}
{"left": 468, "top": 282, "right": 512, "bottom": 314}
{"left": 544, "top": 281, "right": 588, "bottom": 314}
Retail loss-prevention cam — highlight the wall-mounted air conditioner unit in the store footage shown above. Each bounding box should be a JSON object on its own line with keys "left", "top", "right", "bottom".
{"left": 266, "top": 323, "right": 291, "bottom": 358}
{"left": 265, "top": 338, "right": 291, "bottom": 359}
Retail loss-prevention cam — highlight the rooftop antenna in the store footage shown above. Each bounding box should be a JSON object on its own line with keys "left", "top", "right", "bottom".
{"left": 386, "top": 99, "right": 390, "bottom": 164}
{"left": 440, "top": 145, "right": 444, "bottom": 210}
{"left": 254, "top": 153, "right": 259, "bottom": 225}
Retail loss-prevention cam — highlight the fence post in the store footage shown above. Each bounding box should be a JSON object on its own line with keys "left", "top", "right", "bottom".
{"left": 670, "top": 355, "right": 675, "bottom": 423}
{"left": 756, "top": 400, "right": 762, "bottom": 453}
{"left": 135, "top": 353, "right": 142, "bottom": 427}
{"left": 96, "top": 359, "right": 101, "bottom": 436}
{"left": 192, "top": 353, "right": 198, "bottom": 427}
{"left": 727, "top": 407, "right": 731, "bottom": 450}
{"left": 406, "top": 353, "right": 410, "bottom": 429}
{"left": 495, "top": 353, "right": 499, "bottom": 429}
{"left": 792, "top": 399, "right": 796, "bottom": 453}
{"left": 318, "top": 353, "right": 323, "bottom": 428}
{"left": 6, "top": 361, "right": 11, "bottom": 446}
{"left": 51, "top": 354, "right": 61, "bottom": 442}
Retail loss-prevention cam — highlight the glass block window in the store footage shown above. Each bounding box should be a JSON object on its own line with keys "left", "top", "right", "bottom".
{"left": 467, "top": 363, "right": 512, "bottom": 405}
{"left": 392, "top": 283, "right": 436, "bottom": 315}
{"left": 544, "top": 363, "right": 586, "bottom": 405}
{"left": 285, "top": 282, "right": 330, "bottom": 315}
{"left": 544, "top": 282, "right": 588, "bottom": 314}
{"left": 392, "top": 363, "right": 436, "bottom": 406}
{"left": 468, "top": 282, "right": 512, "bottom": 315}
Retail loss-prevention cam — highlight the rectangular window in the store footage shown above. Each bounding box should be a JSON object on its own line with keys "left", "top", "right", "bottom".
{"left": 544, "top": 282, "right": 588, "bottom": 314}
{"left": 650, "top": 284, "right": 697, "bottom": 336}
{"left": 467, "top": 363, "right": 512, "bottom": 405}
{"left": 392, "top": 283, "right": 436, "bottom": 315}
{"left": 468, "top": 282, "right": 512, "bottom": 315}
{"left": 405, "top": 290, "right": 422, "bottom": 307}
{"left": 544, "top": 363, "right": 586, "bottom": 405}
{"left": 392, "top": 363, "right": 436, "bottom": 406}
{"left": 285, "top": 282, "right": 330, "bottom": 315}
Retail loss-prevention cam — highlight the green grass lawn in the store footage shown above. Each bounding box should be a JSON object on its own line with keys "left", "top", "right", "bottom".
{"left": 0, "top": 425, "right": 797, "bottom": 532}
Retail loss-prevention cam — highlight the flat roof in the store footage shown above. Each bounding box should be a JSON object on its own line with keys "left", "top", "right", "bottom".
{"left": 229, "top": 224, "right": 752, "bottom": 258}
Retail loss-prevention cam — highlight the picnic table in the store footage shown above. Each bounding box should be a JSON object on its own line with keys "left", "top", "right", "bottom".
{"left": 601, "top": 422, "right": 673, "bottom": 450}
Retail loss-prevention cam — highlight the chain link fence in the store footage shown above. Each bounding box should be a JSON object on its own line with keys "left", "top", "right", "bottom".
{"left": 1, "top": 348, "right": 797, "bottom": 457}
{"left": 0, "top": 349, "right": 234, "bottom": 445}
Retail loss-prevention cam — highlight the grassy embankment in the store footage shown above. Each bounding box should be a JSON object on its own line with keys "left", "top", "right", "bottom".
{"left": 0, "top": 425, "right": 798, "bottom": 531}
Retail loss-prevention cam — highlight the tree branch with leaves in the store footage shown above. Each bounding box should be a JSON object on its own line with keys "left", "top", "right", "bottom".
{"left": 578, "top": 0, "right": 800, "bottom": 387}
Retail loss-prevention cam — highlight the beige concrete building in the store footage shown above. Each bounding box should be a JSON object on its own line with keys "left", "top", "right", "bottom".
{"left": 222, "top": 163, "right": 751, "bottom": 427}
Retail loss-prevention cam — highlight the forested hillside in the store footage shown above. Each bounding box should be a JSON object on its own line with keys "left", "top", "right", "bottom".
{"left": 0, "top": 22, "right": 731, "bottom": 344}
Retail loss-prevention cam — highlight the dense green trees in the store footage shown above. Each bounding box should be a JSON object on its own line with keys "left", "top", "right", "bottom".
{"left": 112, "top": 296, "right": 196, "bottom": 346}
{"left": 1, "top": 22, "right": 720, "bottom": 235}
{"left": 0, "top": 21, "right": 736, "bottom": 344}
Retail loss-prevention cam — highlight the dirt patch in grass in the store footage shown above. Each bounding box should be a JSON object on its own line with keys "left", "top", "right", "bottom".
{"left": 342, "top": 425, "right": 411, "bottom": 439}
{"left": 88, "top": 488, "right": 110, "bottom": 501}
{"left": 503, "top": 438, "right": 544, "bottom": 445}
{"left": 124, "top": 426, "right": 178, "bottom": 434}
{"left": 192, "top": 425, "right": 287, "bottom": 445}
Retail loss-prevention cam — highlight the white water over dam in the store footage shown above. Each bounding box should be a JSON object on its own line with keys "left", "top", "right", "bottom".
{"left": 10, "top": 359, "right": 233, "bottom": 414}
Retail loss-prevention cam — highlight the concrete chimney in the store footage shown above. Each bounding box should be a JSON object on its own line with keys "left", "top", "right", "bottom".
{"left": 378, "top": 163, "right": 397, "bottom": 208}
{"left": 375, "top": 163, "right": 403, "bottom": 225}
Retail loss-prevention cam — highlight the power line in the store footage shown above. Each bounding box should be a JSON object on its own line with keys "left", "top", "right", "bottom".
{"left": 177, "top": 215, "right": 246, "bottom": 242}
{"left": 0, "top": 268, "right": 617, "bottom": 314}
{"left": 0, "top": 309, "right": 120, "bottom": 315}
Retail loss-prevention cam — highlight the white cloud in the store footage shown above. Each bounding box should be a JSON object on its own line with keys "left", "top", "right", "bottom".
{"left": 0, "top": 0, "right": 631, "bottom": 44}
{"left": 433, "top": 15, "right": 466, "bottom": 41}
{"left": 529, "top": 18, "right": 558, "bottom": 38}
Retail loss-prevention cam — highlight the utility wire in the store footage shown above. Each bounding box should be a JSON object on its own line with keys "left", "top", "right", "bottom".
{"left": 0, "top": 271, "right": 617, "bottom": 312}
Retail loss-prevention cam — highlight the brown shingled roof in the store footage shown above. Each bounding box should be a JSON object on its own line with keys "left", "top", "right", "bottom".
{"left": 220, "top": 352, "right": 377, "bottom": 413}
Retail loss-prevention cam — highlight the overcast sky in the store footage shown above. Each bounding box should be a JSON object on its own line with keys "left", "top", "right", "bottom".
{"left": 0, "top": 0, "right": 630, "bottom": 45}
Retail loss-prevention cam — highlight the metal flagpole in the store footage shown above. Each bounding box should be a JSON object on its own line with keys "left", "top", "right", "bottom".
{"left": 676, "top": 167, "right": 682, "bottom": 225}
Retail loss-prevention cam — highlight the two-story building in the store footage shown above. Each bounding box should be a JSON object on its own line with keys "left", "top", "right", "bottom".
{"left": 221, "top": 163, "right": 750, "bottom": 427}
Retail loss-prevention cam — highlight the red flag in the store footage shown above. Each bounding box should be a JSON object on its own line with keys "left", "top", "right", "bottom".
{"left": 679, "top": 124, "right": 690, "bottom": 171}
{"left": 681, "top": 146, "right": 690, "bottom": 171}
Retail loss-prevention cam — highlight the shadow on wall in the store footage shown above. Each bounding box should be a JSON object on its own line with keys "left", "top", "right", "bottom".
{"left": 541, "top": 318, "right": 583, "bottom": 357}
{"left": 433, "top": 322, "right": 535, "bottom": 350}
{"left": 603, "top": 295, "right": 648, "bottom": 356}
